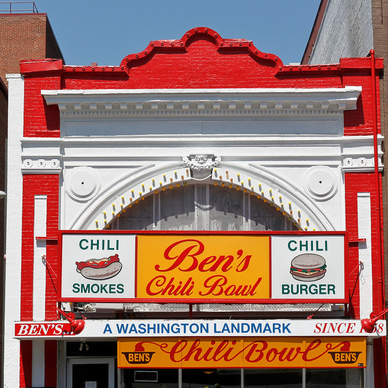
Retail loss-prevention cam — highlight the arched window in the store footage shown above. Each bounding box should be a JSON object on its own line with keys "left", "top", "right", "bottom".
{"left": 110, "top": 184, "right": 296, "bottom": 231}
{"left": 102, "top": 183, "right": 299, "bottom": 317}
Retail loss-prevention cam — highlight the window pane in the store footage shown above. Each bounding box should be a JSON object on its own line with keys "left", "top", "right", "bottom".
{"left": 182, "top": 369, "right": 241, "bottom": 388}
{"left": 249, "top": 196, "right": 292, "bottom": 231}
{"left": 116, "top": 184, "right": 294, "bottom": 233}
{"left": 122, "top": 369, "right": 178, "bottom": 388}
{"left": 160, "top": 185, "right": 195, "bottom": 230}
{"left": 72, "top": 364, "right": 109, "bottom": 388}
{"left": 118, "top": 194, "right": 154, "bottom": 230}
{"left": 209, "top": 185, "right": 244, "bottom": 231}
{"left": 244, "top": 369, "right": 302, "bottom": 387}
{"left": 306, "top": 368, "right": 362, "bottom": 387}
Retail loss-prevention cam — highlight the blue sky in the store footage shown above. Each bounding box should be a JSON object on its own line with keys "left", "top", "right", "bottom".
{"left": 30, "top": 0, "right": 320, "bottom": 66}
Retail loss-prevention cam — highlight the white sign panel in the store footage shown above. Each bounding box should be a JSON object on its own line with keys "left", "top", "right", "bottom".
{"left": 271, "top": 235, "right": 345, "bottom": 300}
{"left": 61, "top": 234, "right": 136, "bottom": 300}
{"left": 14, "top": 319, "right": 386, "bottom": 339}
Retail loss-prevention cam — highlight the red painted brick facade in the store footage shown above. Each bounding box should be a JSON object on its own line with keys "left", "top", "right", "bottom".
{"left": 0, "top": 13, "right": 63, "bottom": 387}
{"left": 345, "top": 173, "right": 384, "bottom": 318}
{"left": 21, "top": 175, "right": 59, "bottom": 321}
{"left": 11, "top": 27, "right": 385, "bottom": 387}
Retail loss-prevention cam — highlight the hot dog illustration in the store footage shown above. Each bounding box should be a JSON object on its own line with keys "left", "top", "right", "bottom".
{"left": 76, "top": 254, "right": 122, "bottom": 280}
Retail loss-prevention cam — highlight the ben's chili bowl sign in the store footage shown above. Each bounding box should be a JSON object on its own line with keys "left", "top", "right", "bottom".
{"left": 59, "top": 232, "right": 345, "bottom": 302}
{"left": 271, "top": 235, "right": 345, "bottom": 300}
{"left": 117, "top": 337, "right": 366, "bottom": 369}
{"left": 136, "top": 235, "right": 269, "bottom": 300}
{"left": 60, "top": 234, "right": 136, "bottom": 301}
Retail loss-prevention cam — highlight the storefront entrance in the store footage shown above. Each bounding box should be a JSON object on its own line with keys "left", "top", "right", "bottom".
{"left": 67, "top": 358, "right": 115, "bottom": 388}
{"left": 64, "top": 341, "right": 365, "bottom": 387}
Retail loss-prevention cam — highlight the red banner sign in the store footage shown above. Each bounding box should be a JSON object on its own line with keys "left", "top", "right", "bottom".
{"left": 15, "top": 322, "right": 74, "bottom": 337}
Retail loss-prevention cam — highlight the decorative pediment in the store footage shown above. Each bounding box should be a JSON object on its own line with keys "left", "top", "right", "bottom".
{"left": 119, "top": 27, "right": 282, "bottom": 73}
{"left": 59, "top": 28, "right": 376, "bottom": 89}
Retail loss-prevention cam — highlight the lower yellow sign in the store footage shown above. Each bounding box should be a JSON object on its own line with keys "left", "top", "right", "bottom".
{"left": 117, "top": 337, "right": 366, "bottom": 369}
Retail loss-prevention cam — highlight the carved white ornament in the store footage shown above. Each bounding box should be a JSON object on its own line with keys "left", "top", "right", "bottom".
{"left": 65, "top": 167, "right": 101, "bottom": 202}
{"left": 303, "top": 166, "right": 338, "bottom": 201}
{"left": 22, "top": 158, "right": 61, "bottom": 171}
{"left": 183, "top": 154, "right": 221, "bottom": 171}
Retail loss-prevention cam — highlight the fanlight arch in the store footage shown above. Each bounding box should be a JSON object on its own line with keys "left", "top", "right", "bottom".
{"left": 71, "top": 163, "right": 335, "bottom": 232}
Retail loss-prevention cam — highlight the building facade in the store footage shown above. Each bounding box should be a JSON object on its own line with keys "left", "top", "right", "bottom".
{"left": 0, "top": 4, "right": 63, "bottom": 386}
{"left": 4, "top": 27, "right": 386, "bottom": 387}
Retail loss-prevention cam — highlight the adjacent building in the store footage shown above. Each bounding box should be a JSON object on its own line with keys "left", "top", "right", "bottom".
{"left": 4, "top": 27, "right": 386, "bottom": 387}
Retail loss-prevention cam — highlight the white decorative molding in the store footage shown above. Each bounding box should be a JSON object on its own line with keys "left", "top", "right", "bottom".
{"left": 342, "top": 156, "right": 382, "bottom": 172}
{"left": 303, "top": 166, "right": 338, "bottom": 201}
{"left": 42, "top": 87, "right": 361, "bottom": 117}
{"left": 21, "top": 138, "right": 62, "bottom": 173}
{"left": 21, "top": 135, "right": 382, "bottom": 172}
{"left": 183, "top": 154, "right": 221, "bottom": 171}
{"left": 183, "top": 154, "right": 221, "bottom": 178}
{"left": 22, "top": 158, "right": 61, "bottom": 173}
{"left": 65, "top": 167, "right": 101, "bottom": 202}
{"left": 341, "top": 134, "right": 383, "bottom": 172}
{"left": 55, "top": 108, "right": 343, "bottom": 118}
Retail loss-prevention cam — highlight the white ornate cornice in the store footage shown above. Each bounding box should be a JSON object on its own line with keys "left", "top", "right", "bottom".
{"left": 42, "top": 87, "right": 361, "bottom": 117}
{"left": 22, "top": 158, "right": 61, "bottom": 174}
{"left": 20, "top": 135, "right": 382, "bottom": 173}
{"left": 21, "top": 138, "right": 62, "bottom": 174}
{"left": 341, "top": 135, "right": 383, "bottom": 172}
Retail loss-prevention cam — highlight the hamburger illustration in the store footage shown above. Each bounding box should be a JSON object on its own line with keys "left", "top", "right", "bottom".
{"left": 76, "top": 254, "right": 122, "bottom": 280}
{"left": 290, "top": 253, "right": 327, "bottom": 282}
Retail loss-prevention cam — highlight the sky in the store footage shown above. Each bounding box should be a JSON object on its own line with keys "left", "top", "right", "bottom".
{"left": 24, "top": 0, "right": 321, "bottom": 66}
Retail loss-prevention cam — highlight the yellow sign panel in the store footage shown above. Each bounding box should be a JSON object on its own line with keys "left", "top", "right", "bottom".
{"left": 136, "top": 235, "right": 270, "bottom": 300}
{"left": 118, "top": 337, "right": 366, "bottom": 369}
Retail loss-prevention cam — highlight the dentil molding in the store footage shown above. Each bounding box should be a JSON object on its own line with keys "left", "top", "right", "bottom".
{"left": 42, "top": 87, "right": 361, "bottom": 117}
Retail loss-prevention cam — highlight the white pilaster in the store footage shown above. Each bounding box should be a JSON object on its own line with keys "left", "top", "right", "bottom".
{"left": 31, "top": 195, "right": 48, "bottom": 386}
{"left": 32, "top": 341, "right": 45, "bottom": 386}
{"left": 4, "top": 74, "right": 24, "bottom": 388}
{"left": 357, "top": 192, "right": 373, "bottom": 318}
{"left": 33, "top": 195, "right": 47, "bottom": 320}
{"left": 357, "top": 193, "right": 375, "bottom": 387}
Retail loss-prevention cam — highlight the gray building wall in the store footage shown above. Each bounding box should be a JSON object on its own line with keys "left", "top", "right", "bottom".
{"left": 309, "top": 0, "right": 373, "bottom": 64}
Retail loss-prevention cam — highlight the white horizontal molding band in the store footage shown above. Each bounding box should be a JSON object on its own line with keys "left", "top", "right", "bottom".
{"left": 21, "top": 135, "right": 383, "bottom": 173}
{"left": 42, "top": 87, "right": 361, "bottom": 115}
